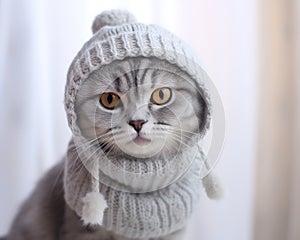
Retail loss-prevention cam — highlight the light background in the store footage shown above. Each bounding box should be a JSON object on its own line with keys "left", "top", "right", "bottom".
{"left": 0, "top": 0, "right": 258, "bottom": 239}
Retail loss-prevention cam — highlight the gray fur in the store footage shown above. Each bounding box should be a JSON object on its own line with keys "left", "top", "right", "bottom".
{"left": 5, "top": 161, "right": 185, "bottom": 240}
{"left": 76, "top": 57, "right": 206, "bottom": 159}
{"left": 5, "top": 57, "right": 207, "bottom": 240}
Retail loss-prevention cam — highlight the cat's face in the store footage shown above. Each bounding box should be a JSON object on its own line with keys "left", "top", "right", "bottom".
{"left": 75, "top": 57, "right": 206, "bottom": 159}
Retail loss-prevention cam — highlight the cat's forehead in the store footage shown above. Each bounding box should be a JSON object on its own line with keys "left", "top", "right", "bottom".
{"left": 89, "top": 57, "right": 195, "bottom": 93}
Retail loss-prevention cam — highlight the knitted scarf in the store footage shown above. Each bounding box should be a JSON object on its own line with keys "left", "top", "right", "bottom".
{"left": 64, "top": 138, "right": 204, "bottom": 239}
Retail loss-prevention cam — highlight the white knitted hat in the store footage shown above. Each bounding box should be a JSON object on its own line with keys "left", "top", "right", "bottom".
{"left": 64, "top": 9, "right": 222, "bottom": 238}
{"left": 64, "top": 9, "right": 211, "bottom": 137}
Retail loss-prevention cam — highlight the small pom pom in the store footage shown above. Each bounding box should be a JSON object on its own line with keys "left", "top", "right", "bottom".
{"left": 202, "top": 172, "right": 224, "bottom": 200}
{"left": 81, "top": 192, "right": 108, "bottom": 225}
{"left": 92, "top": 9, "right": 137, "bottom": 34}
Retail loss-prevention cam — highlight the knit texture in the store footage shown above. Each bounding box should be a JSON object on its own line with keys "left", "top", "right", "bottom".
{"left": 63, "top": 9, "right": 220, "bottom": 239}
{"left": 65, "top": 139, "right": 203, "bottom": 239}
{"left": 91, "top": 9, "right": 137, "bottom": 34}
{"left": 64, "top": 11, "right": 212, "bottom": 138}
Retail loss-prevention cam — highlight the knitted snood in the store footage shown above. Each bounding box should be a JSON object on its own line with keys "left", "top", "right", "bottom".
{"left": 63, "top": 9, "right": 223, "bottom": 240}
{"left": 65, "top": 139, "right": 203, "bottom": 239}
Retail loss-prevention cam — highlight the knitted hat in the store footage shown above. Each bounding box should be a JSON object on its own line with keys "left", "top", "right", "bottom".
{"left": 64, "top": 9, "right": 211, "bottom": 137}
{"left": 64, "top": 9, "right": 222, "bottom": 237}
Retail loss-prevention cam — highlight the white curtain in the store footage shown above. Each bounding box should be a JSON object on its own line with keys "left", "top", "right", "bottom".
{"left": 0, "top": 1, "right": 258, "bottom": 239}
{"left": 253, "top": 0, "right": 300, "bottom": 239}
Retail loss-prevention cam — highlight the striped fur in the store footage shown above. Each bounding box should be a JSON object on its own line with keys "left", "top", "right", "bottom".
{"left": 75, "top": 56, "right": 206, "bottom": 159}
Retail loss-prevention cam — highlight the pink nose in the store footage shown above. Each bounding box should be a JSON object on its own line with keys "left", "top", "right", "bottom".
{"left": 128, "top": 120, "right": 146, "bottom": 132}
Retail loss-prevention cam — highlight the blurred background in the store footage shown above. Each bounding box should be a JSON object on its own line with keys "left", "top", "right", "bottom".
{"left": 0, "top": 0, "right": 299, "bottom": 240}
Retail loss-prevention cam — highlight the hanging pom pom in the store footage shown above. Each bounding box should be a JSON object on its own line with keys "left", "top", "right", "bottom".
{"left": 81, "top": 192, "right": 108, "bottom": 225}
{"left": 202, "top": 172, "right": 224, "bottom": 200}
{"left": 91, "top": 9, "right": 137, "bottom": 34}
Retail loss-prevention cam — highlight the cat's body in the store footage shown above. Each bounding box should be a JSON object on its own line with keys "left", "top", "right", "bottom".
{"left": 3, "top": 9, "right": 222, "bottom": 239}
{"left": 5, "top": 160, "right": 184, "bottom": 240}
{"left": 5, "top": 57, "right": 205, "bottom": 240}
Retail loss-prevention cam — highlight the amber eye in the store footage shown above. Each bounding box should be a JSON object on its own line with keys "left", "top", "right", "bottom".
{"left": 100, "top": 92, "right": 120, "bottom": 109}
{"left": 151, "top": 87, "right": 172, "bottom": 105}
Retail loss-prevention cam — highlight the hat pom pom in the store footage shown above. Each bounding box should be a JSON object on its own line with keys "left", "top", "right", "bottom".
{"left": 92, "top": 9, "right": 137, "bottom": 34}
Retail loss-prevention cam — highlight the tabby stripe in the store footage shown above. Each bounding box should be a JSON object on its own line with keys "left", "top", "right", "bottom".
{"left": 139, "top": 68, "right": 149, "bottom": 86}
{"left": 151, "top": 71, "right": 159, "bottom": 88}
{"left": 114, "top": 77, "right": 122, "bottom": 92}
{"left": 123, "top": 72, "right": 132, "bottom": 89}
{"left": 131, "top": 69, "right": 140, "bottom": 97}
{"left": 133, "top": 69, "right": 139, "bottom": 88}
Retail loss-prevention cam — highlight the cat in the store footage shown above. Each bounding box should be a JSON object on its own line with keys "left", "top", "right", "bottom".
{"left": 4, "top": 56, "right": 208, "bottom": 240}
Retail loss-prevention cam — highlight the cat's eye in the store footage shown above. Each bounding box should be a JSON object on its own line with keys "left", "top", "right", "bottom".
{"left": 151, "top": 87, "right": 172, "bottom": 105}
{"left": 100, "top": 92, "right": 120, "bottom": 109}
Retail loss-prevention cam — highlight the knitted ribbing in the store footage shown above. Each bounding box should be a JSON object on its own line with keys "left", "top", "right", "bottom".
{"left": 101, "top": 161, "right": 202, "bottom": 239}
{"left": 70, "top": 133, "right": 198, "bottom": 193}
{"left": 65, "top": 16, "right": 212, "bottom": 138}
{"left": 64, "top": 139, "right": 203, "bottom": 239}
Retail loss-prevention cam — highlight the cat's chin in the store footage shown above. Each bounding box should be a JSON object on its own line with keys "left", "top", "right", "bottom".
{"left": 121, "top": 145, "right": 160, "bottom": 159}
{"left": 132, "top": 136, "right": 151, "bottom": 146}
{"left": 116, "top": 139, "right": 167, "bottom": 159}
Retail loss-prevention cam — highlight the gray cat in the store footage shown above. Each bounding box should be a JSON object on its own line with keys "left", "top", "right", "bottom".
{"left": 5, "top": 57, "right": 204, "bottom": 240}
{"left": 3, "top": 9, "right": 222, "bottom": 240}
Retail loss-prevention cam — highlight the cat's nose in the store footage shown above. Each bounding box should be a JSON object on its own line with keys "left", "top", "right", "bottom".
{"left": 128, "top": 120, "right": 147, "bottom": 133}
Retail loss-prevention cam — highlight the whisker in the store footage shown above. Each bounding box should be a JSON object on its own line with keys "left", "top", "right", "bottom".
{"left": 165, "top": 130, "right": 195, "bottom": 143}
{"left": 74, "top": 132, "right": 114, "bottom": 157}
{"left": 73, "top": 136, "right": 104, "bottom": 151}
{"left": 166, "top": 128, "right": 198, "bottom": 136}
{"left": 168, "top": 135, "right": 193, "bottom": 149}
